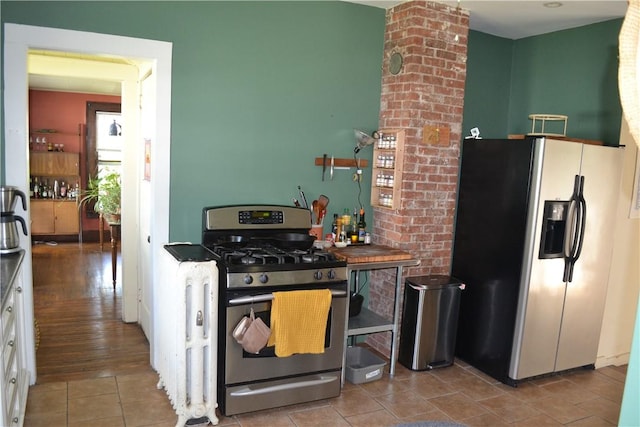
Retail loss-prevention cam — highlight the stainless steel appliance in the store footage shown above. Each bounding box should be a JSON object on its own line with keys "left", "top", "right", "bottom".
{"left": 452, "top": 137, "right": 624, "bottom": 386}
{"left": 201, "top": 205, "right": 348, "bottom": 416}
{"left": 0, "top": 186, "right": 28, "bottom": 253}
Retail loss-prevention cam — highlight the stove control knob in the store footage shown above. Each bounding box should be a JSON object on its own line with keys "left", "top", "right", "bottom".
{"left": 314, "top": 270, "right": 323, "bottom": 280}
{"left": 259, "top": 273, "right": 269, "bottom": 284}
{"left": 327, "top": 269, "right": 337, "bottom": 280}
{"left": 243, "top": 274, "right": 253, "bottom": 285}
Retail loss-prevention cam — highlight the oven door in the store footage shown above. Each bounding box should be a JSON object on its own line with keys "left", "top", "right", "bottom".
{"left": 224, "top": 283, "right": 347, "bottom": 386}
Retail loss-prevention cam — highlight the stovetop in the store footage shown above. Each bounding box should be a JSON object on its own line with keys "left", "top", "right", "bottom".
{"left": 212, "top": 244, "right": 347, "bottom": 288}
{"left": 200, "top": 204, "right": 347, "bottom": 288}
{"left": 209, "top": 243, "right": 337, "bottom": 266}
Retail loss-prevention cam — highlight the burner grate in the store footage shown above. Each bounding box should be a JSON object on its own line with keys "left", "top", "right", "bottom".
{"left": 209, "top": 243, "right": 336, "bottom": 266}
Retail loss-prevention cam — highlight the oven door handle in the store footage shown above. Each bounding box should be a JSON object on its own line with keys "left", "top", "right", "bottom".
{"left": 228, "top": 289, "right": 346, "bottom": 306}
{"left": 229, "top": 375, "right": 338, "bottom": 396}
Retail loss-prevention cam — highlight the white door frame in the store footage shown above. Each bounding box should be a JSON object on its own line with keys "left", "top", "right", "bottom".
{"left": 138, "top": 67, "right": 156, "bottom": 340}
{"left": 3, "top": 23, "right": 172, "bottom": 381}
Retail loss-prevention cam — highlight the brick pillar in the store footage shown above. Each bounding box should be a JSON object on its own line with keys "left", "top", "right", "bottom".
{"left": 367, "top": 1, "right": 469, "bottom": 356}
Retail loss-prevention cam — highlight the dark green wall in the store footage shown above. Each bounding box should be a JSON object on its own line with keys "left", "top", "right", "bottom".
{"left": 461, "top": 31, "right": 513, "bottom": 139}
{"left": 1, "top": 1, "right": 385, "bottom": 241}
{"left": 1, "top": 2, "right": 625, "bottom": 240}
{"left": 464, "top": 19, "right": 623, "bottom": 145}
{"left": 510, "top": 19, "right": 622, "bottom": 144}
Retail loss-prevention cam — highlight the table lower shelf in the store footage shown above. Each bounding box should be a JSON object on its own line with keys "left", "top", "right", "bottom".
{"left": 347, "top": 307, "right": 393, "bottom": 336}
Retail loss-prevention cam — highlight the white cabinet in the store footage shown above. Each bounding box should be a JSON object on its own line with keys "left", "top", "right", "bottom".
{"left": 1, "top": 251, "right": 29, "bottom": 427}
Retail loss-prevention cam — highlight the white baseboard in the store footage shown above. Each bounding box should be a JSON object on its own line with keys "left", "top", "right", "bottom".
{"left": 596, "top": 353, "right": 630, "bottom": 368}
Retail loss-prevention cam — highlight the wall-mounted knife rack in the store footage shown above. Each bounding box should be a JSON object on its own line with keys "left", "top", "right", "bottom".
{"left": 315, "top": 156, "right": 369, "bottom": 181}
{"left": 314, "top": 157, "right": 369, "bottom": 168}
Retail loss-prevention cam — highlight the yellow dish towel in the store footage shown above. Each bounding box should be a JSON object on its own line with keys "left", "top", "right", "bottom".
{"left": 267, "top": 289, "right": 332, "bottom": 357}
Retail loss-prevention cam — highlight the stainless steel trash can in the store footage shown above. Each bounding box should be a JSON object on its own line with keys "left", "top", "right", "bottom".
{"left": 398, "top": 275, "right": 465, "bottom": 371}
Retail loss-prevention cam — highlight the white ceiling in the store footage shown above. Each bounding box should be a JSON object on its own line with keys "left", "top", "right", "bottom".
{"left": 29, "top": 74, "right": 122, "bottom": 96}
{"left": 347, "top": 0, "right": 628, "bottom": 40}
{"left": 29, "top": 50, "right": 143, "bottom": 96}
{"left": 29, "top": 1, "right": 629, "bottom": 95}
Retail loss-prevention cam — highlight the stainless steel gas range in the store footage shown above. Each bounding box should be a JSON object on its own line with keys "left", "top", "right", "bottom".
{"left": 202, "top": 205, "right": 348, "bottom": 416}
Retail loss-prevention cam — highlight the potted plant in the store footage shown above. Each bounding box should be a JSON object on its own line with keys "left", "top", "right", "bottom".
{"left": 79, "top": 170, "right": 121, "bottom": 224}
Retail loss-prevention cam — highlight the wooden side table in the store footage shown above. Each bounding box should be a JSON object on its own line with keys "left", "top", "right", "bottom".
{"left": 99, "top": 214, "right": 121, "bottom": 290}
{"left": 99, "top": 214, "right": 104, "bottom": 251}
{"left": 109, "top": 223, "right": 121, "bottom": 290}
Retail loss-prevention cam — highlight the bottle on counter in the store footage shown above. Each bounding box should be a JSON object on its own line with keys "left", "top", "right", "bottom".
{"left": 331, "top": 213, "right": 338, "bottom": 242}
{"left": 358, "top": 209, "right": 366, "bottom": 243}
{"left": 60, "top": 181, "right": 67, "bottom": 198}
{"left": 341, "top": 208, "right": 351, "bottom": 228}
{"left": 33, "top": 178, "right": 39, "bottom": 199}
{"left": 350, "top": 209, "right": 359, "bottom": 244}
{"left": 336, "top": 217, "right": 345, "bottom": 243}
{"left": 341, "top": 209, "right": 351, "bottom": 244}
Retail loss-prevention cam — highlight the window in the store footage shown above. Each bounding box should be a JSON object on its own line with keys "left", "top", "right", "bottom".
{"left": 85, "top": 101, "right": 121, "bottom": 218}
{"left": 96, "top": 111, "right": 123, "bottom": 180}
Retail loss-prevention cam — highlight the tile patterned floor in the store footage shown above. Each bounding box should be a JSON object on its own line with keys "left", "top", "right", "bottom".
{"left": 24, "top": 357, "right": 627, "bottom": 427}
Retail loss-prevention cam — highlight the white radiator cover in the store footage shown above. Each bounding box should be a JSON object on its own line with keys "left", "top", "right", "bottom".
{"left": 156, "top": 250, "right": 218, "bottom": 426}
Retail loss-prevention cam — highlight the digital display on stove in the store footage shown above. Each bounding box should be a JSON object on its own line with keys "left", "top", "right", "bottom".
{"left": 238, "top": 210, "right": 284, "bottom": 224}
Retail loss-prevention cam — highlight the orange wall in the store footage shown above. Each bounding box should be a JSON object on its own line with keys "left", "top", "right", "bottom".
{"left": 29, "top": 90, "right": 121, "bottom": 233}
{"left": 29, "top": 90, "right": 120, "bottom": 152}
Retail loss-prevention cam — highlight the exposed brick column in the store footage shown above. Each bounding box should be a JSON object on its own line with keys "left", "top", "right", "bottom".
{"left": 367, "top": 1, "right": 469, "bottom": 357}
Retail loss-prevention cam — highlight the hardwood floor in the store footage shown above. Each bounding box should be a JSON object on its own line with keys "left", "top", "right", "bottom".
{"left": 31, "top": 242, "right": 151, "bottom": 384}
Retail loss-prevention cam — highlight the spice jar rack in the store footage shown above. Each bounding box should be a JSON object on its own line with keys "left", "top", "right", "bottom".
{"left": 371, "top": 129, "right": 404, "bottom": 209}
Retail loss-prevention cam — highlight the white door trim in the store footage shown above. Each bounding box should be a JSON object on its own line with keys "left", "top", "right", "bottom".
{"left": 3, "top": 23, "right": 172, "bottom": 380}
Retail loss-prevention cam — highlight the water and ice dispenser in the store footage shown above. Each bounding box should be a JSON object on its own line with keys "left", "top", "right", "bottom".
{"left": 539, "top": 200, "right": 569, "bottom": 259}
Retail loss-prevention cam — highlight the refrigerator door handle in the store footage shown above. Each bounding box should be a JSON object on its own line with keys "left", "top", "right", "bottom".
{"left": 563, "top": 175, "right": 580, "bottom": 282}
{"left": 563, "top": 199, "right": 578, "bottom": 282}
{"left": 573, "top": 176, "right": 587, "bottom": 262}
{"left": 563, "top": 175, "right": 586, "bottom": 283}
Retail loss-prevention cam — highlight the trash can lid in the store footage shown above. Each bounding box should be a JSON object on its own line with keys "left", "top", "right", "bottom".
{"left": 405, "top": 275, "right": 464, "bottom": 290}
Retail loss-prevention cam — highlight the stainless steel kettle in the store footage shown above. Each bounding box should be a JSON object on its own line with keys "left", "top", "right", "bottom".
{"left": 0, "top": 214, "right": 27, "bottom": 253}
{"left": 0, "top": 186, "right": 27, "bottom": 213}
{"left": 0, "top": 186, "right": 28, "bottom": 253}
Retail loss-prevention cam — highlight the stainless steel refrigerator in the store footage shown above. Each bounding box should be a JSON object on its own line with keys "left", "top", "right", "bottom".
{"left": 452, "top": 137, "right": 624, "bottom": 385}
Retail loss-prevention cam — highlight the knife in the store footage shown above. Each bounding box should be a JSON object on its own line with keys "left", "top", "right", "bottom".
{"left": 330, "top": 156, "right": 334, "bottom": 180}
{"left": 298, "top": 186, "right": 308, "bottom": 209}
{"left": 322, "top": 154, "right": 327, "bottom": 181}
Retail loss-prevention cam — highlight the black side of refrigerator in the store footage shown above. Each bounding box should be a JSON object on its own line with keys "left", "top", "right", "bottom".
{"left": 452, "top": 138, "right": 536, "bottom": 384}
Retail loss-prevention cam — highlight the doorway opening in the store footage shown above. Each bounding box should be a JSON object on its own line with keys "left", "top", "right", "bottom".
{"left": 4, "top": 23, "right": 173, "bottom": 384}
